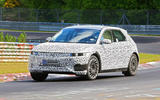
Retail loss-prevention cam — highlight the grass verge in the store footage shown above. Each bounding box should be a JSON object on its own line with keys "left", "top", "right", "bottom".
{"left": 0, "top": 53, "right": 160, "bottom": 74}
{"left": 130, "top": 34, "right": 160, "bottom": 37}
{"left": 139, "top": 53, "right": 160, "bottom": 64}
{"left": 0, "top": 62, "right": 28, "bottom": 74}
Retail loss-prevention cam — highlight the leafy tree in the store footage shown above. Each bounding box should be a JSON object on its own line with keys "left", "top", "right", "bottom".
{"left": 2, "top": 0, "right": 160, "bottom": 9}
{"left": 0, "top": 32, "right": 4, "bottom": 42}
{"left": 9, "top": 35, "right": 16, "bottom": 42}
{"left": 4, "top": 33, "right": 9, "bottom": 42}
{"left": 0, "top": 0, "right": 5, "bottom": 7}
{"left": 3, "top": 0, "right": 20, "bottom": 8}
{"left": 20, "top": 0, "right": 64, "bottom": 9}
{"left": 18, "top": 32, "right": 26, "bottom": 43}
{"left": 1, "top": 0, "right": 160, "bottom": 24}
{"left": 63, "top": 0, "right": 83, "bottom": 9}
{"left": 4, "top": 33, "right": 16, "bottom": 42}
{"left": 63, "top": 0, "right": 160, "bottom": 10}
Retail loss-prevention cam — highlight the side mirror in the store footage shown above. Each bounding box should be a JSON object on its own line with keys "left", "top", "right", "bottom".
{"left": 101, "top": 39, "right": 112, "bottom": 44}
{"left": 46, "top": 37, "right": 52, "bottom": 42}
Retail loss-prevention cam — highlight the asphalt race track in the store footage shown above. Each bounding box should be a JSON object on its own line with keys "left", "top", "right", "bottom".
{"left": 0, "top": 31, "right": 160, "bottom": 100}
{"left": 0, "top": 67, "right": 160, "bottom": 100}
{"left": 1, "top": 30, "right": 160, "bottom": 54}
{"left": 132, "top": 36, "right": 160, "bottom": 54}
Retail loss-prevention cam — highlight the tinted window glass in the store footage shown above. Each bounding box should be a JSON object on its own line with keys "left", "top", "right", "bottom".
{"left": 101, "top": 30, "right": 113, "bottom": 42}
{"left": 50, "top": 28, "right": 100, "bottom": 44}
{"left": 112, "top": 30, "right": 126, "bottom": 42}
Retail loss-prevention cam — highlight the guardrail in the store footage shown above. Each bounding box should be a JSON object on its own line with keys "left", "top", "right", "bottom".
{"left": 1, "top": 21, "right": 160, "bottom": 34}
{"left": 0, "top": 42, "right": 39, "bottom": 62}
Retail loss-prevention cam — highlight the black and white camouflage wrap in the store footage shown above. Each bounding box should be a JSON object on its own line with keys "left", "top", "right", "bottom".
{"left": 28, "top": 25, "right": 138, "bottom": 75}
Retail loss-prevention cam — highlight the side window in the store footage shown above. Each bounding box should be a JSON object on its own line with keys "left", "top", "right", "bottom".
{"left": 112, "top": 30, "right": 126, "bottom": 42}
{"left": 101, "top": 30, "right": 113, "bottom": 42}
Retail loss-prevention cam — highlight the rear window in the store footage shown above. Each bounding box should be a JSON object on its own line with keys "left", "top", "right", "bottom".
{"left": 112, "top": 30, "right": 126, "bottom": 42}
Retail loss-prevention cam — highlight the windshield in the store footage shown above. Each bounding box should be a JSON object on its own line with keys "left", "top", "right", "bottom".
{"left": 49, "top": 28, "right": 101, "bottom": 44}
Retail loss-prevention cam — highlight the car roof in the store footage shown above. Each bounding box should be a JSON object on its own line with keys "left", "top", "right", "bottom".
{"left": 65, "top": 25, "right": 121, "bottom": 30}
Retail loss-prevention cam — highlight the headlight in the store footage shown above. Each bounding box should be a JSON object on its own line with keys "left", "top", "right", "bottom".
{"left": 67, "top": 53, "right": 89, "bottom": 57}
{"left": 78, "top": 53, "right": 83, "bottom": 56}
{"left": 70, "top": 53, "right": 87, "bottom": 57}
{"left": 30, "top": 52, "right": 87, "bottom": 57}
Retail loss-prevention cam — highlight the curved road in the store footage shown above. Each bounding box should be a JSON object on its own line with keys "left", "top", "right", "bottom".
{"left": 0, "top": 67, "right": 160, "bottom": 100}
{"left": 132, "top": 36, "right": 160, "bottom": 54}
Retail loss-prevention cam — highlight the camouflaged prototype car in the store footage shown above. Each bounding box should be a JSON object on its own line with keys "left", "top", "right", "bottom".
{"left": 29, "top": 25, "right": 139, "bottom": 81}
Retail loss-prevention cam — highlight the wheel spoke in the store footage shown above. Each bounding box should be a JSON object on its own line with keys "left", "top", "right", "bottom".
{"left": 130, "top": 57, "right": 137, "bottom": 72}
{"left": 88, "top": 58, "right": 99, "bottom": 79}
{"left": 123, "top": 54, "right": 138, "bottom": 76}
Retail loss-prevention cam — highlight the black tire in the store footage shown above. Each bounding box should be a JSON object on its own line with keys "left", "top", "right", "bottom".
{"left": 30, "top": 72, "right": 48, "bottom": 81}
{"left": 85, "top": 55, "right": 100, "bottom": 80}
{"left": 123, "top": 54, "right": 138, "bottom": 76}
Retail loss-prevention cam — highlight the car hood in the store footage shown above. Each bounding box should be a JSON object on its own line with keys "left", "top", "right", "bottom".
{"left": 32, "top": 42, "right": 96, "bottom": 53}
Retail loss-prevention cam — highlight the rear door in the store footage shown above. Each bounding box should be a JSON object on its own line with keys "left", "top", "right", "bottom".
{"left": 111, "top": 30, "right": 130, "bottom": 68}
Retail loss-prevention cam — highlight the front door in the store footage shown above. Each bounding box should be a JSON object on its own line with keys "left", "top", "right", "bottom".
{"left": 99, "top": 30, "right": 117, "bottom": 70}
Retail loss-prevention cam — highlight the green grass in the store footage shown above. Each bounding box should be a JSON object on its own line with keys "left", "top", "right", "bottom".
{"left": 0, "top": 62, "right": 28, "bottom": 74}
{"left": 0, "top": 53, "right": 160, "bottom": 74}
{"left": 130, "top": 34, "right": 160, "bottom": 37}
{"left": 139, "top": 53, "right": 160, "bottom": 64}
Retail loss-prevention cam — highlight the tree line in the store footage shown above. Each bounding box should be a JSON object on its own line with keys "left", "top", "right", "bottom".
{"left": 0, "top": 0, "right": 160, "bottom": 9}
{"left": 0, "top": 0, "right": 160, "bottom": 25}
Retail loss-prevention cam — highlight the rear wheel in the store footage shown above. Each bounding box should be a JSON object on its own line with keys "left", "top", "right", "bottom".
{"left": 30, "top": 72, "right": 48, "bottom": 81}
{"left": 123, "top": 54, "right": 138, "bottom": 76}
{"left": 85, "top": 55, "right": 100, "bottom": 80}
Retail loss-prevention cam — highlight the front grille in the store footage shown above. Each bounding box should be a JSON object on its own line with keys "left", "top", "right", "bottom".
{"left": 33, "top": 52, "right": 70, "bottom": 57}
{"left": 39, "top": 59, "right": 62, "bottom": 67}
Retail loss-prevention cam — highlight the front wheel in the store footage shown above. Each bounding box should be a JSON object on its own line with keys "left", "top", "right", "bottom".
{"left": 84, "top": 55, "right": 100, "bottom": 80}
{"left": 123, "top": 54, "right": 138, "bottom": 76}
{"left": 30, "top": 72, "right": 48, "bottom": 81}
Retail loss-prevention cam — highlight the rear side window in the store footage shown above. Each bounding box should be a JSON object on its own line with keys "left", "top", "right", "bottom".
{"left": 112, "top": 30, "right": 126, "bottom": 42}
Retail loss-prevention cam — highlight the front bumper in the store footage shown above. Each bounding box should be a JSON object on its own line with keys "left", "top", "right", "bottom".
{"left": 28, "top": 55, "right": 89, "bottom": 75}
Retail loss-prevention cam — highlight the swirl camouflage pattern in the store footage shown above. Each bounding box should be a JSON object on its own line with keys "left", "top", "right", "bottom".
{"left": 28, "top": 25, "right": 139, "bottom": 81}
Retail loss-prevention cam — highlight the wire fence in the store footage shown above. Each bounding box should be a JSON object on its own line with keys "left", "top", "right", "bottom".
{"left": 0, "top": 8, "right": 160, "bottom": 25}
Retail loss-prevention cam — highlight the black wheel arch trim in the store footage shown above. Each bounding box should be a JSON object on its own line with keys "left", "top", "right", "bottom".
{"left": 92, "top": 51, "right": 102, "bottom": 72}
{"left": 133, "top": 52, "right": 139, "bottom": 63}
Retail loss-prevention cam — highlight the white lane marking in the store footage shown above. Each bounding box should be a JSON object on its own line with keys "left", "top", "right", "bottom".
{"left": 146, "top": 62, "right": 157, "bottom": 65}
{"left": 125, "top": 94, "right": 141, "bottom": 97}
{"left": 125, "top": 94, "right": 159, "bottom": 98}
{"left": 49, "top": 87, "right": 129, "bottom": 97}
{"left": 143, "top": 94, "right": 158, "bottom": 97}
